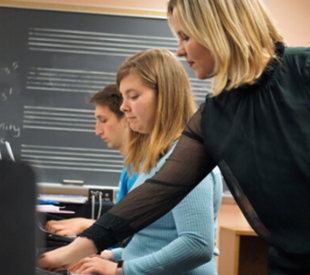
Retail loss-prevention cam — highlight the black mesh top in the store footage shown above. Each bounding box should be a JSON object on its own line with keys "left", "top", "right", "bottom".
{"left": 80, "top": 43, "right": 310, "bottom": 255}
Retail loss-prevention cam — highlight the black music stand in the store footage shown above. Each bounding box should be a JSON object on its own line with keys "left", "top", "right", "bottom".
{"left": 0, "top": 160, "right": 37, "bottom": 274}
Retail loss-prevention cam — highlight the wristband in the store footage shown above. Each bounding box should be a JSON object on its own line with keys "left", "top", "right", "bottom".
{"left": 116, "top": 260, "right": 124, "bottom": 275}
{"left": 117, "top": 260, "right": 124, "bottom": 268}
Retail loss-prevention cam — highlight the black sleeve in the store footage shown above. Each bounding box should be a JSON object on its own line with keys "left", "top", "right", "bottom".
{"left": 79, "top": 105, "right": 216, "bottom": 252}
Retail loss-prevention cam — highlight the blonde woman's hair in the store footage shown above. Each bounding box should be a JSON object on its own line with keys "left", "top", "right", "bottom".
{"left": 116, "top": 49, "right": 196, "bottom": 174}
{"left": 167, "top": 0, "right": 284, "bottom": 96}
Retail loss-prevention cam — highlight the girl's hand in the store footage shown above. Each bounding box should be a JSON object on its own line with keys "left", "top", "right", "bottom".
{"left": 70, "top": 255, "right": 118, "bottom": 275}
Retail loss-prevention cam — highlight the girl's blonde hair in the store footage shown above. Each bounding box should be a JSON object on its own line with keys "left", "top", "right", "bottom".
{"left": 117, "top": 49, "right": 196, "bottom": 174}
{"left": 167, "top": 0, "right": 284, "bottom": 96}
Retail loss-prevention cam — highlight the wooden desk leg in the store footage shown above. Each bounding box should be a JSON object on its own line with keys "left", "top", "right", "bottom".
{"left": 218, "top": 227, "right": 269, "bottom": 275}
{"left": 218, "top": 227, "right": 240, "bottom": 275}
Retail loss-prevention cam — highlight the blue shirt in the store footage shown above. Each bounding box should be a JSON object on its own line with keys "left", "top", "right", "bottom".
{"left": 112, "top": 142, "right": 223, "bottom": 274}
{"left": 115, "top": 167, "right": 139, "bottom": 204}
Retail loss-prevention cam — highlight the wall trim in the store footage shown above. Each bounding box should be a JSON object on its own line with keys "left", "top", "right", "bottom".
{"left": 0, "top": 0, "right": 167, "bottom": 18}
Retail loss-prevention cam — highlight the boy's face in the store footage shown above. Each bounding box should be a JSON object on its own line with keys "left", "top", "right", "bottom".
{"left": 94, "top": 104, "right": 127, "bottom": 150}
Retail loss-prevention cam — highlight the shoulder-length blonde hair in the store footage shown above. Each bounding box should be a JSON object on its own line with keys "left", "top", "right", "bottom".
{"left": 116, "top": 49, "right": 196, "bottom": 174}
{"left": 167, "top": 0, "right": 284, "bottom": 96}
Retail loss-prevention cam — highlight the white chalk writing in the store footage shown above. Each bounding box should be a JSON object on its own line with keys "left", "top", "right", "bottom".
{"left": 0, "top": 61, "right": 20, "bottom": 101}
{"left": 0, "top": 122, "right": 21, "bottom": 137}
{"left": 1, "top": 92, "right": 8, "bottom": 101}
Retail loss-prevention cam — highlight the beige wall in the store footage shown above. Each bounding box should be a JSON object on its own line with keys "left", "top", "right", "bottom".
{"left": 263, "top": 0, "right": 310, "bottom": 46}
{"left": 1, "top": 0, "right": 309, "bottom": 46}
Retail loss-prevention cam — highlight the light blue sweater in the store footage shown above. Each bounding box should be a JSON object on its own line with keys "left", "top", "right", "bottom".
{"left": 112, "top": 142, "right": 223, "bottom": 274}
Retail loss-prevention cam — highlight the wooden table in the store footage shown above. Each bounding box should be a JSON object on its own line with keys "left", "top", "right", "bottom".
{"left": 218, "top": 225, "right": 269, "bottom": 275}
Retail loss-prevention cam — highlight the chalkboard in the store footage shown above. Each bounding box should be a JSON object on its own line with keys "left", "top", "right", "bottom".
{"left": 0, "top": 6, "right": 211, "bottom": 187}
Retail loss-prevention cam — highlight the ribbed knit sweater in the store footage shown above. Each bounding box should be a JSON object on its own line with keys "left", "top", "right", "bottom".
{"left": 111, "top": 142, "right": 222, "bottom": 275}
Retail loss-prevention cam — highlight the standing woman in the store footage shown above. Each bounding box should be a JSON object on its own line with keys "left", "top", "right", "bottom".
{"left": 166, "top": 0, "right": 310, "bottom": 273}
{"left": 39, "top": 0, "right": 310, "bottom": 274}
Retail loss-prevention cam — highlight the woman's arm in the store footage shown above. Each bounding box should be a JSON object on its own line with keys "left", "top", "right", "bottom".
{"left": 38, "top": 107, "right": 216, "bottom": 270}
{"left": 121, "top": 171, "right": 221, "bottom": 274}
{"left": 81, "top": 106, "right": 216, "bottom": 252}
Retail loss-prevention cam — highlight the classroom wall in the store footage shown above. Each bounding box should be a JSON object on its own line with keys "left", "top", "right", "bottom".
{"left": 3, "top": 0, "right": 310, "bottom": 46}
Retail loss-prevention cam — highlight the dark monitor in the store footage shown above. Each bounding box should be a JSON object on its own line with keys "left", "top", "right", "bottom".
{"left": 0, "top": 160, "right": 37, "bottom": 274}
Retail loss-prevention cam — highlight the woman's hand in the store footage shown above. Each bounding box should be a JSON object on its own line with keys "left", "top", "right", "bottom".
{"left": 38, "top": 246, "right": 74, "bottom": 272}
{"left": 70, "top": 255, "right": 118, "bottom": 275}
{"left": 37, "top": 237, "right": 98, "bottom": 272}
